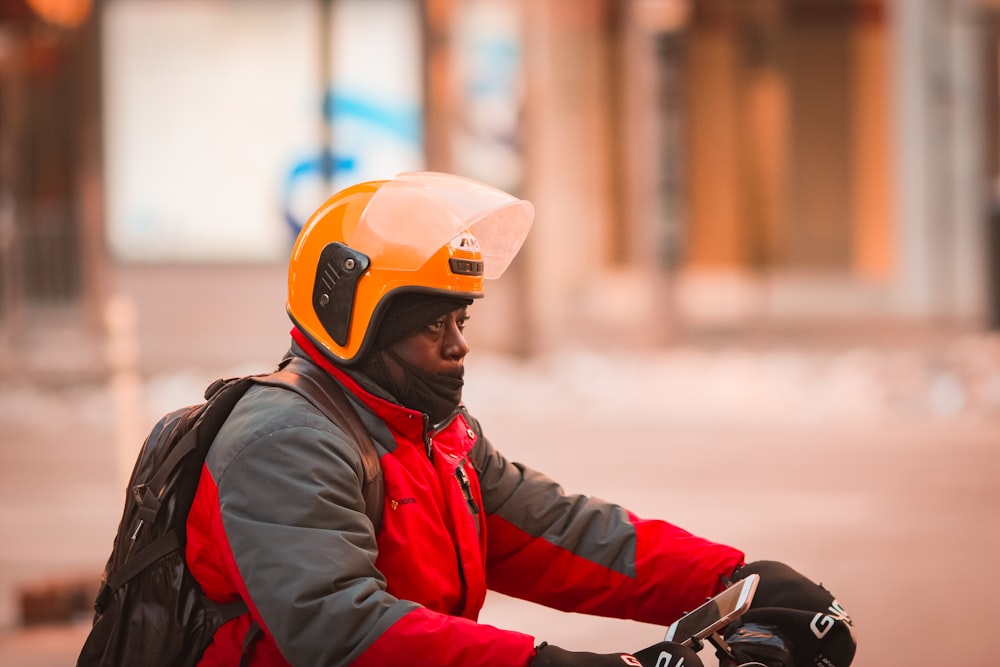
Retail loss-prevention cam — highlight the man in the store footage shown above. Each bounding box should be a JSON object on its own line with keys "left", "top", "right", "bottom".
{"left": 185, "top": 172, "right": 856, "bottom": 666}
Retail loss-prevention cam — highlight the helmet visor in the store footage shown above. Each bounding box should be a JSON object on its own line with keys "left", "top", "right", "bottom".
{"left": 347, "top": 172, "right": 533, "bottom": 279}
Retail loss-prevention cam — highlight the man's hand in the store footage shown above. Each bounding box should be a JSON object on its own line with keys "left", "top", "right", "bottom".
{"left": 721, "top": 561, "right": 856, "bottom": 667}
{"left": 532, "top": 641, "right": 703, "bottom": 667}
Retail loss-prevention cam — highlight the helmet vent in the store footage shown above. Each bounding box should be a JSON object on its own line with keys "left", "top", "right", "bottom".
{"left": 313, "top": 242, "right": 371, "bottom": 346}
{"left": 449, "top": 258, "right": 484, "bottom": 276}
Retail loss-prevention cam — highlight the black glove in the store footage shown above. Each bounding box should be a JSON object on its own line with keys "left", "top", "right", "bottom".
{"left": 533, "top": 641, "right": 704, "bottom": 667}
{"left": 633, "top": 640, "right": 705, "bottom": 666}
{"left": 721, "top": 561, "right": 856, "bottom": 667}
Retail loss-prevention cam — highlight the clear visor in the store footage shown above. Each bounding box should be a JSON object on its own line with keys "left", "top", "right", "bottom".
{"left": 346, "top": 171, "right": 534, "bottom": 279}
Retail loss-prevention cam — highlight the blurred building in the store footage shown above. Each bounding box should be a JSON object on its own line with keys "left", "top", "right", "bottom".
{"left": 515, "top": 0, "right": 996, "bottom": 351}
{"left": 0, "top": 0, "right": 998, "bottom": 378}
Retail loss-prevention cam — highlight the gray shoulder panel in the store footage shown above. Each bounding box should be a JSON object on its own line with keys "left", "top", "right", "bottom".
{"left": 207, "top": 384, "right": 414, "bottom": 666}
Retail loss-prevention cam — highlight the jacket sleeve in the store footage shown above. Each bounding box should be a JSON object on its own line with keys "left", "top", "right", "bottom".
{"left": 469, "top": 426, "right": 745, "bottom": 626}
{"left": 207, "top": 387, "right": 536, "bottom": 667}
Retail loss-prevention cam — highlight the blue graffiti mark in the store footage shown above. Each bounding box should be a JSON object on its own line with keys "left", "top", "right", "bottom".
{"left": 466, "top": 38, "right": 520, "bottom": 98}
{"left": 282, "top": 150, "right": 357, "bottom": 236}
{"left": 282, "top": 90, "right": 422, "bottom": 238}
{"left": 325, "top": 91, "right": 421, "bottom": 143}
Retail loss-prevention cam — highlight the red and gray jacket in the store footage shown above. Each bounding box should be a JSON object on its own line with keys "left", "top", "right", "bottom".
{"left": 185, "top": 331, "right": 745, "bottom": 666}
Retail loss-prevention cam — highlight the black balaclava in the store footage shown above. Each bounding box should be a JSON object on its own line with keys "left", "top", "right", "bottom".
{"left": 359, "top": 292, "right": 473, "bottom": 425}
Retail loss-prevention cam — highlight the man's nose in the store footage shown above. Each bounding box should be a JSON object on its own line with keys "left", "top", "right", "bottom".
{"left": 443, "top": 322, "right": 470, "bottom": 360}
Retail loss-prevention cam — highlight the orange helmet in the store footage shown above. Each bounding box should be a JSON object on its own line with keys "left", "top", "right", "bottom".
{"left": 287, "top": 171, "right": 534, "bottom": 364}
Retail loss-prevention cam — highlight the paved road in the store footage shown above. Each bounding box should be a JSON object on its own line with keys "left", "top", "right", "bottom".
{"left": 1, "top": 340, "right": 998, "bottom": 666}
{"left": 475, "top": 413, "right": 999, "bottom": 667}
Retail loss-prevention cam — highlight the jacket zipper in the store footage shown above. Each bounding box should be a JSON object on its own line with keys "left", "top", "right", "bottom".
{"left": 455, "top": 464, "right": 480, "bottom": 523}
{"left": 424, "top": 408, "right": 462, "bottom": 458}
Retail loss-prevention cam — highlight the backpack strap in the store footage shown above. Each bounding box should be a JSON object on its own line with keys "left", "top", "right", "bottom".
{"left": 131, "top": 377, "right": 257, "bottom": 536}
{"left": 238, "top": 620, "right": 262, "bottom": 667}
{"left": 254, "top": 358, "right": 385, "bottom": 530}
{"left": 104, "top": 530, "right": 181, "bottom": 592}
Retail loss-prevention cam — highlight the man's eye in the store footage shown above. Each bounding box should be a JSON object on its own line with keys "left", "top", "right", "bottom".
{"left": 426, "top": 318, "right": 446, "bottom": 333}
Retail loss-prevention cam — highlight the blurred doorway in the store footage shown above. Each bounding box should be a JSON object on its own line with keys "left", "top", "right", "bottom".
{"left": 0, "top": 1, "right": 105, "bottom": 374}
{"left": 683, "top": 0, "right": 891, "bottom": 280}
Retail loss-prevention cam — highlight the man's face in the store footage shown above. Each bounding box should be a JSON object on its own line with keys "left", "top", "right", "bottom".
{"left": 384, "top": 306, "right": 471, "bottom": 382}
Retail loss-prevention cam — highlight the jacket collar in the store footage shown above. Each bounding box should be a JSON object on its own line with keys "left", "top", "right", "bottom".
{"left": 289, "top": 328, "right": 428, "bottom": 441}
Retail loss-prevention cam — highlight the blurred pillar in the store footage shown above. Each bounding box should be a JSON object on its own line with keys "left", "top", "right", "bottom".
{"left": 986, "top": 4, "right": 1000, "bottom": 329}
{"left": 76, "top": 0, "right": 108, "bottom": 337}
{"left": 319, "top": 0, "right": 335, "bottom": 190}
{"left": 520, "top": 0, "right": 611, "bottom": 353}
{"left": 0, "top": 24, "right": 26, "bottom": 351}
{"left": 891, "top": 0, "right": 981, "bottom": 320}
{"left": 520, "top": 0, "right": 691, "bottom": 351}
{"left": 850, "top": 0, "right": 893, "bottom": 283}
{"left": 422, "top": 0, "right": 457, "bottom": 172}
{"left": 990, "top": 206, "right": 998, "bottom": 329}
{"left": 629, "top": 0, "right": 694, "bottom": 343}
{"left": 943, "top": 0, "right": 990, "bottom": 323}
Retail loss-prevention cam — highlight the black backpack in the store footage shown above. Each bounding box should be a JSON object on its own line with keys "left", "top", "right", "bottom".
{"left": 77, "top": 358, "right": 383, "bottom": 667}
